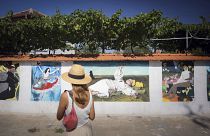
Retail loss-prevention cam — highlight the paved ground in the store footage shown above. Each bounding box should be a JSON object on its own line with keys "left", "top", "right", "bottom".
{"left": 0, "top": 112, "right": 210, "bottom": 136}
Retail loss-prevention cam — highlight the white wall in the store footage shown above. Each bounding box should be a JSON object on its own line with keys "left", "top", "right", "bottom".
{"left": 0, "top": 61, "right": 210, "bottom": 116}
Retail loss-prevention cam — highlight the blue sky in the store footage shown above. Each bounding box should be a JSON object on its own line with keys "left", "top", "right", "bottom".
{"left": 0, "top": 0, "right": 209, "bottom": 24}
{"left": 75, "top": 61, "right": 149, "bottom": 75}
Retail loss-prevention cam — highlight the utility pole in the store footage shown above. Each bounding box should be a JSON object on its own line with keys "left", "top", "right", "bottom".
{"left": 186, "top": 30, "right": 188, "bottom": 55}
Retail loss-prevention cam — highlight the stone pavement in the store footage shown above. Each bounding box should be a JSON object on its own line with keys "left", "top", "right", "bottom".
{"left": 0, "top": 112, "right": 210, "bottom": 136}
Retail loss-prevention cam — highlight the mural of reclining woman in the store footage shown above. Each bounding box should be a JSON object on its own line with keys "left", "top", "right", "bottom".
{"left": 166, "top": 65, "right": 193, "bottom": 99}
{"left": 89, "top": 66, "right": 137, "bottom": 97}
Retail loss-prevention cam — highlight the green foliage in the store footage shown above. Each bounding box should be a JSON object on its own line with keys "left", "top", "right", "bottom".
{"left": 0, "top": 9, "right": 209, "bottom": 55}
{"left": 190, "top": 48, "right": 204, "bottom": 55}
{"left": 123, "top": 46, "right": 151, "bottom": 55}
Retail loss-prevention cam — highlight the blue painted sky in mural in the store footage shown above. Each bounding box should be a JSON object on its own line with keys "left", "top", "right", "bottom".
{"left": 75, "top": 61, "right": 149, "bottom": 75}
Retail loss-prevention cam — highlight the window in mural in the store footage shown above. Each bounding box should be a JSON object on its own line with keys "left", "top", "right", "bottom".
{"left": 162, "top": 61, "right": 194, "bottom": 102}
{"left": 74, "top": 61, "right": 149, "bottom": 102}
{"left": 0, "top": 61, "right": 20, "bottom": 100}
{"left": 31, "top": 62, "right": 61, "bottom": 101}
{"left": 207, "top": 65, "right": 210, "bottom": 101}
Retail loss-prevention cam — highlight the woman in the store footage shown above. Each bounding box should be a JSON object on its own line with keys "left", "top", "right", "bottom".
{"left": 57, "top": 64, "right": 95, "bottom": 136}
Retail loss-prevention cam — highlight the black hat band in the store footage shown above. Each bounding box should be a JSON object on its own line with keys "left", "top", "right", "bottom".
{"left": 68, "top": 73, "right": 85, "bottom": 79}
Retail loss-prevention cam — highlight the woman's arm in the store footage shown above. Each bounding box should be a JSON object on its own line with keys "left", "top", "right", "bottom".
{"left": 38, "top": 66, "right": 44, "bottom": 73}
{"left": 89, "top": 99, "right": 95, "bottom": 120}
{"left": 57, "top": 92, "right": 68, "bottom": 120}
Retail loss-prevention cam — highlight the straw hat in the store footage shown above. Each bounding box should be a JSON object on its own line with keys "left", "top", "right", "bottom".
{"left": 62, "top": 64, "right": 92, "bottom": 85}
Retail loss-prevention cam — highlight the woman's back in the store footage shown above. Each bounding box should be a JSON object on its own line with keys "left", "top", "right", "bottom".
{"left": 57, "top": 64, "right": 95, "bottom": 136}
{"left": 65, "top": 90, "right": 92, "bottom": 127}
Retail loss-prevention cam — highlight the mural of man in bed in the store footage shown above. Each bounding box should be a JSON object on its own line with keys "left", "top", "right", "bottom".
{"left": 75, "top": 61, "right": 149, "bottom": 102}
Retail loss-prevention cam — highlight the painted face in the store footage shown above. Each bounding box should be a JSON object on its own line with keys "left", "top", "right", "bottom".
{"left": 183, "top": 66, "right": 188, "bottom": 71}
{"left": 122, "top": 84, "right": 137, "bottom": 96}
{"left": 45, "top": 68, "right": 50, "bottom": 73}
{"left": 47, "top": 69, "right": 50, "bottom": 73}
{"left": 125, "top": 79, "right": 132, "bottom": 86}
{"left": 9, "top": 67, "right": 16, "bottom": 73}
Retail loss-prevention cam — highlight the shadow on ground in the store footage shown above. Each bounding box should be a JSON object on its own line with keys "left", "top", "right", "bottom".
{"left": 184, "top": 104, "right": 210, "bottom": 129}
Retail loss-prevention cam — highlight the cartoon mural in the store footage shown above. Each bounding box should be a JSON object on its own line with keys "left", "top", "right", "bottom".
{"left": 0, "top": 61, "right": 19, "bottom": 100}
{"left": 162, "top": 61, "right": 194, "bottom": 102}
{"left": 31, "top": 62, "right": 61, "bottom": 101}
{"left": 207, "top": 65, "right": 210, "bottom": 101}
{"left": 74, "top": 61, "right": 149, "bottom": 102}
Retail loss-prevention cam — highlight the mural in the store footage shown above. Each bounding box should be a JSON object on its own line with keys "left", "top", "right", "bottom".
{"left": 207, "top": 65, "right": 210, "bottom": 101}
{"left": 31, "top": 62, "right": 61, "bottom": 101}
{"left": 0, "top": 61, "right": 20, "bottom": 100}
{"left": 162, "top": 61, "right": 194, "bottom": 102}
{"left": 74, "top": 61, "right": 149, "bottom": 102}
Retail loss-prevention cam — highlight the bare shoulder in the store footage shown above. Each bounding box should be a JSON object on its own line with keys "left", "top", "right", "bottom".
{"left": 88, "top": 89, "right": 93, "bottom": 96}
{"left": 61, "top": 91, "right": 68, "bottom": 97}
{"left": 60, "top": 91, "right": 69, "bottom": 102}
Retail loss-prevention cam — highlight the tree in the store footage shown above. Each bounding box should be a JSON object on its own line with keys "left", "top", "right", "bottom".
{"left": 0, "top": 9, "right": 209, "bottom": 55}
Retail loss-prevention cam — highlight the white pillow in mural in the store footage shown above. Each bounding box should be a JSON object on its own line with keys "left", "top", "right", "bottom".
{"left": 162, "top": 61, "right": 194, "bottom": 102}
{"left": 31, "top": 62, "right": 61, "bottom": 101}
{"left": 74, "top": 61, "right": 149, "bottom": 102}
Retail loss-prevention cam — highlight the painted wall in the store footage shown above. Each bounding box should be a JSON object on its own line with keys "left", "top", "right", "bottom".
{"left": 0, "top": 61, "right": 210, "bottom": 116}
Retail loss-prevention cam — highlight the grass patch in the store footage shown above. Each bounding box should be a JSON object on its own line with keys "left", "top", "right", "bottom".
{"left": 28, "top": 127, "right": 40, "bottom": 133}
{"left": 55, "top": 128, "right": 64, "bottom": 133}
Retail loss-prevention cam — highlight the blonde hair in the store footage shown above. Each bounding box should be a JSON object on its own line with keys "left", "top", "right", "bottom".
{"left": 72, "top": 84, "right": 88, "bottom": 105}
